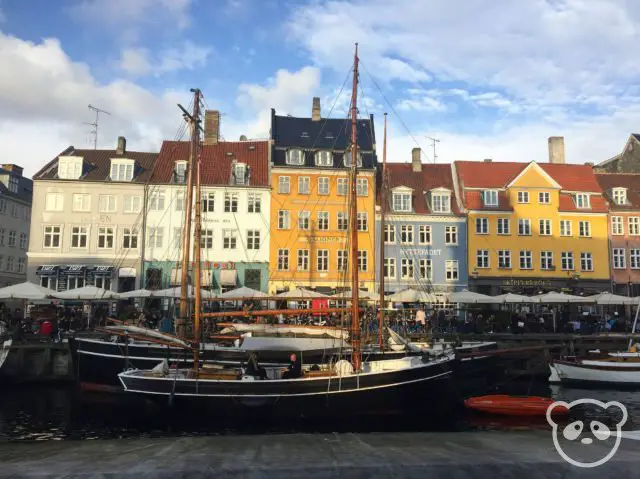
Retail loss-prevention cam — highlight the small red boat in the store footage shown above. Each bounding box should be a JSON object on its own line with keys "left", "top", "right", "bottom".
{"left": 464, "top": 395, "right": 569, "bottom": 417}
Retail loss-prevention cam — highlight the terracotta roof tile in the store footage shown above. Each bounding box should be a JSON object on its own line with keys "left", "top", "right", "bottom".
{"left": 558, "top": 193, "right": 608, "bottom": 213}
{"left": 454, "top": 161, "right": 525, "bottom": 188}
{"left": 464, "top": 191, "right": 513, "bottom": 211}
{"left": 538, "top": 164, "right": 602, "bottom": 192}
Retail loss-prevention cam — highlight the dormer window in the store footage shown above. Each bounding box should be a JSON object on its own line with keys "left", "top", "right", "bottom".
{"left": 174, "top": 161, "right": 187, "bottom": 184}
{"left": 344, "top": 150, "right": 362, "bottom": 167}
{"left": 233, "top": 162, "right": 248, "bottom": 185}
{"left": 8, "top": 176, "right": 18, "bottom": 194}
{"left": 431, "top": 191, "right": 451, "bottom": 213}
{"left": 392, "top": 192, "right": 412, "bottom": 212}
{"left": 110, "top": 159, "right": 135, "bottom": 182}
{"left": 286, "top": 149, "right": 304, "bottom": 166}
{"left": 612, "top": 188, "right": 627, "bottom": 205}
{"left": 58, "top": 156, "right": 84, "bottom": 180}
{"left": 576, "top": 193, "right": 591, "bottom": 209}
{"left": 483, "top": 190, "right": 499, "bottom": 207}
{"left": 315, "top": 150, "right": 333, "bottom": 167}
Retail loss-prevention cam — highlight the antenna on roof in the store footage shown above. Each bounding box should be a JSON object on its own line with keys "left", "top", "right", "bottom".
{"left": 86, "top": 105, "right": 112, "bottom": 149}
{"left": 426, "top": 136, "right": 440, "bottom": 163}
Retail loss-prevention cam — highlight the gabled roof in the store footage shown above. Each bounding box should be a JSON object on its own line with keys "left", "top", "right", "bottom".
{"left": 633, "top": 134, "right": 640, "bottom": 142}
{"left": 506, "top": 162, "right": 561, "bottom": 189}
{"left": 538, "top": 164, "right": 603, "bottom": 192}
{"left": 150, "top": 140, "right": 269, "bottom": 187}
{"left": 596, "top": 173, "right": 640, "bottom": 211}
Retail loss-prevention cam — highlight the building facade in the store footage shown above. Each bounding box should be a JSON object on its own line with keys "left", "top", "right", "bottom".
{"left": 142, "top": 126, "right": 271, "bottom": 293}
{"left": 596, "top": 173, "right": 640, "bottom": 296}
{"left": 376, "top": 151, "right": 468, "bottom": 298}
{"left": 27, "top": 138, "right": 156, "bottom": 292}
{"left": 455, "top": 158, "right": 611, "bottom": 295}
{"left": 0, "top": 164, "right": 32, "bottom": 287}
{"left": 268, "top": 98, "right": 377, "bottom": 294}
{"left": 595, "top": 134, "right": 640, "bottom": 173}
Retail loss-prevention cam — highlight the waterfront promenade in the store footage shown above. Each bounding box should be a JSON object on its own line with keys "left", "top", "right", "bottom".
{"left": 1, "top": 431, "right": 638, "bottom": 478}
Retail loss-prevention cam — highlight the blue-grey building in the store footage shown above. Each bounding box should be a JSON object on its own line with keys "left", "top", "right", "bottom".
{"left": 375, "top": 149, "right": 468, "bottom": 300}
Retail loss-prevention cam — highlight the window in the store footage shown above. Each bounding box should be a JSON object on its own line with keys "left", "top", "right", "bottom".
{"left": 497, "top": 218, "right": 510, "bottom": 235}
{"left": 418, "top": 225, "right": 431, "bottom": 245}
{"left": 124, "top": 195, "right": 142, "bottom": 213}
{"left": 8, "top": 176, "right": 18, "bottom": 193}
{"left": 629, "top": 217, "right": 640, "bottom": 236}
{"left": 45, "top": 193, "right": 64, "bottom": 211}
{"left": 431, "top": 193, "right": 450, "bottom": 213}
{"left": 23, "top": 206, "right": 30, "bottom": 222}
{"left": 579, "top": 221, "right": 591, "bottom": 237}
{"left": 278, "top": 176, "right": 291, "bottom": 194}
{"left": 356, "top": 178, "right": 368, "bottom": 196}
{"left": 539, "top": 219, "right": 552, "bottom": 236}
{"left": 43, "top": 226, "right": 61, "bottom": 248}
{"left": 200, "top": 229, "right": 213, "bottom": 249}
{"left": 445, "top": 226, "right": 458, "bottom": 245}
{"left": 315, "top": 150, "right": 333, "bottom": 167}
{"left": 286, "top": 149, "right": 304, "bottom": 166}
{"left": 202, "top": 192, "right": 215, "bottom": 213}
{"left": 384, "top": 258, "right": 396, "bottom": 279}
{"left": 57, "top": 157, "right": 83, "bottom": 179}
{"left": 337, "top": 250, "right": 348, "bottom": 272}
{"left": 97, "top": 227, "right": 114, "bottom": 249}
{"left": 0, "top": 199, "right": 5, "bottom": 213}
{"left": 224, "top": 193, "right": 238, "bottom": 213}
{"left": 476, "top": 218, "right": 488, "bottom": 234}
{"left": 384, "top": 224, "right": 396, "bottom": 243}
{"left": 357, "top": 212, "right": 368, "bottom": 231}
{"left": 419, "top": 259, "right": 432, "bottom": 279}
{"left": 613, "top": 248, "right": 626, "bottom": 269}
{"left": 561, "top": 252, "right": 575, "bottom": 271}
{"left": 445, "top": 260, "right": 459, "bottom": 280}
{"left": 11, "top": 204, "right": 18, "bottom": 218}
{"left": 539, "top": 192, "right": 550, "bottom": 204}
{"left": 0, "top": 228, "right": 3, "bottom": 246}
{"left": 174, "top": 161, "right": 187, "bottom": 184}
{"left": 298, "top": 176, "right": 310, "bottom": 194}
{"left": 517, "top": 191, "right": 529, "bottom": 203}
{"left": 247, "top": 193, "right": 261, "bottom": 213}
{"left": 337, "top": 178, "right": 348, "bottom": 195}
{"left": 247, "top": 230, "right": 260, "bottom": 250}
{"left": 17, "top": 258, "right": 25, "bottom": 274}
{"left": 110, "top": 161, "right": 134, "bottom": 182}
{"left": 581, "top": 252, "right": 593, "bottom": 272}
{"left": 40, "top": 276, "right": 56, "bottom": 290}
{"left": 401, "top": 258, "right": 414, "bottom": 279}
{"left": 67, "top": 276, "right": 84, "bottom": 290}
{"left": 318, "top": 177, "right": 330, "bottom": 195}
{"left": 148, "top": 227, "right": 164, "bottom": 248}
{"left": 277, "top": 249, "right": 289, "bottom": 270}
{"left": 149, "top": 191, "right": 165, "bottom": 211}
{"left": 173, "top": 227, "right": 182, "bottom": 249}
{"left": 476, "top": 249, "right": 489, "bottom": 268}
{"left": 613, "top": 188, "right": 627, "bottom": 205}
{"left": 298, "top": 211, "right": 310, "bottom": 230}
{"left": 576, "top": 193, "right": 590, "bottom": 209}
{"left": 560, "top": 220, "right": 572, "bottom": 237}
{"left": 612, "top": 216, "right": 624, "bottom": 235}
{"left": 19, "top": 233, "right": 27, "bottom": 250}
{"left": 99, "top": 195, "right": 116, "bottom": 213}
{"left": 123, "top": 228, "right": 138, "bottom": 249}
{"left": 8, "top": 231, "right": 15, "bottom": 247}
{"left": 392, "top": 192, "right": 411, "bottom": 212}
{"left": 343, "top": 150, "right": 362, "bottom": 167}
{"left": 317, "top": 212, "right": 329, "bottom": 230}
{"left": 518, "top": 219, "right": 531, "bottom": 236}
{"left": 94, "top": 276, "right": 111, "bottom": 290}
{"left": 297, "top": 249, "right": 309, "bottom": 271}
{"left": 278, "top": 210, "right": 290, "bottom": 229}
{"left": 519, "top": 250, "right": 533, "bottom": 270}
{"left": 223, "top": 230, "right": 237, "bottom": 249}
{"left": 483, "top": 190, "right": 498, "bottom": 206}
{"left": 337, "top": 212, "right": 348, "bottom": 231}
{"left": 630, "top": 249, "right": 640, "bottom": 269}
{"left": 358, "top": 250, "right": 368, "bottom": 272}
{"left": 498, "top": 250, "right": 511, "bottom": 269}
{"left": 232, "top": 163, "right": 247, "bottom": 185}
{"left": 540, "top": 251, "right": 554, "bottom": 270}
{"left": 317, "top": 250, "right": 329, "bottom": 272}
{"left": 7, "top": 256, "right": 14, "bottom": 273}
{"left": 400, "top": 225, "right": 414, "bottom": 244}
{"left": 71, "top": 226, "right": 88, "bottom": 248}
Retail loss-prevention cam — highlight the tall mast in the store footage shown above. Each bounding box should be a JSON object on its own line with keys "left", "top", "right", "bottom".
{"left": 191, "top": 89, "right": 203, "bottom": 368}
{"left": 349, "top": 43, "right": 361, "bottom": 371}
{"left": 378, "top": 112, "right": 387, "bottom": 351}
{"left": 178, "top": 89, "right": 201, "bottom": 336}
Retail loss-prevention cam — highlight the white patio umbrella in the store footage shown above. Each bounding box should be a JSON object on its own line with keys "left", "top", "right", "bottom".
{"left": 447, "top": 289, "right": 502, "bottom": 304}
{"left": 52, "top": 286, "right": 120, "bottom": 300}
{"left": 0, "top": 281, "right": 56, "bottom": 300}
{"left": 529, "top": 292, "right": 594, "bottom": 304}
{"left": 154, "top": 286, "right": 217, "bottom": 299}
{"left": 118, "top": 289, "right": 156, "bottom": 299}
{"left": 388, "top": 288, "right": 437, "bottom": 303}
{"left": 331, "top": 289, "right": 378, "bottom": 300}
{"left": 219, "top": 286, "right": 267, "bottom": 299}
{"left": 276, "top": 288, "right": 328, "bottom": 299}
{"left": 492, "top": 293, "right": 531, "bottom": 304}
{"left": 587, "top": 292, "right": 636, "bottom": 305}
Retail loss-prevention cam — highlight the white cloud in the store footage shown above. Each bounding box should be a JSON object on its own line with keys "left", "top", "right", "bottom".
{"left": 119, "top": 41, "right": 211, "bottom": 77}
{"left": 118, "top": 48, "right": 152, "bottom": 76}
{"left": 397, "top": 96, "right": 447, "bottom": 112}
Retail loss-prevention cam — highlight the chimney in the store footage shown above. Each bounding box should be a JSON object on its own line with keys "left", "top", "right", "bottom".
{"left": 204, "top": 110, "right": 220, "bottom": 145}
{"left": 548, "top": 136, "right": 565, "bottom": 164}
{"left": 484, "top": 158, "right": 492, "bottom": 163}
{"left": 1, "top": 164, "right": 23, "bottom": 177}
{"left": 312, "top": 97, "right": 321, "bottom": 121}
{"left": 116, "top": 136, "right": 126, "bottom": 155}
{"left": 412, "top": 148, "right": 422, "bottom": 172}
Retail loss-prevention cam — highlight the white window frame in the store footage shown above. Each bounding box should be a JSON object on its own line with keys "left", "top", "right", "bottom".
{"left": 71, "top": 226, "right": 89, "bottom": 249}
{"left": 200, "top": 229, "right": 214, "bottom": 249}
{"left": 337, "top": 212, "right": 348, "bottom": 231}
{"left": 123, "top": 228, "right": 138, "bottom": 249}
{"left": 356, "top": 178, "right": 368, "bottom": 197}
{"left": 233, "top": 163, "right": 247, "bottom": 185}
{"left": 317, "top": 211, "right": 330, "bottom": 231}
{"left": 483, "top": 190, "right": 498, "bottom": 207}
{"left": 298, "top": 176, "right": 310, "bottom": 195}
{"left": 561, "top": 251, "right": 575, "bottom": 271}
{"left": 579, "top": 221, "right": 591, "bottom": 238}
{"left": 337, "top": 250, "right": 348, "bottom": 272}
{"left": 431, "top": 193, "right": 451, "bottom": 213}
{"left": 43, "top": 225, "right": 62, "bottom": 248}
{"left": 45, "top": 193, "right": 64, "bottom": 212}
{"left": 539, "top": 219, "right": 552, "bottom": 236}
{"left": 278, "top": 176, "right": 291, "bottom": 194}
{"left": 445, "top": 260, "right": 459, "bottom": 281}
{"left": 174, "top": 160, "right": 187, "bottom": 184}
{"left": 418, "top": 225, "right": 432, "bottom": 245}
{"left": 400, "top": 225, "right": 414, "bottom": 244}
{"left": 517, "top": 191, "right": 529, "bottom": 204}
{"left": 318, "top": 177, "right": 330, "bottom": 195}
{"left": 445, "top": 226, "right": 458, "bottom": 245}
{"left": 297, "top": 249, "right": 309, "bottom": 271}
{"left": 223, "top": 229, "right": 237, "bottom": 250}
{"left": 57, "top": 157, "right": 83, "bottom": 180}
{"left": 337, "top": 178, "right": 348, "bottom": 196}
{"left": 476, "top": 218, "right": 489, "bottom": 235}
{"left": 356, "top": 212, "right": 368, "bottom": 232}
{"left": 497, "top": 218, "right": 510, "bottom": 235}
{"left": 580, "top": 252, "right": 593, "bottom": 272}
{"left": 344, "top": 151, "right": 362, "bottom": 167}
{"left": 317, "top": 249, "right": 329, "bottom": 272}
{"left": 519, "top": 250, "right": 533, "bottom": 270}
{"left": 224, "top": 193, "right": 238, "bottom": 213}
{"left": 97, "top": 226, "right": 115, "bottom": 249}
{"left": 498, "top": 250, "right": 511, "bottom": 269}
{"left": 110, "top": 160, "right": 135, "bottom": 182}
{"left": 148, "top": 227, "right": 164, "bottom": 248}
{"left": 247, "top": 230, "right": 260, "bottom": 250}
{"left": 540, "top": 251, "right": 554, "bottom": 271}
{"left": 201, "top": 192, "right": 215, "bottom": 213}
{"left": 19, "top": 233, "right": 27, "bottom": 250}
{"left": 247, "top": 193, "right": 261, "bottom": 213}
{"left": 277, "top": 249, "right": 289, "bottom": 270}
{"left": 99, "top": 195, "right": 117, "bottom": 213}
{"left": 401, "top": 258, "right": 414, "bottom": 279}
{"left": 538, "top": 192, "right": 550, "bottom": 204}
{"left": 124, "top": 195, "right": 142, "bottom": 213}
{"left": 518, "top": 218, "right": 531, "bottom": 236}
{"left": 476, "top": 249, "right": 490, "bottom": 269}
{"left": 278, "top": 210, "right": 290, "bottom": 230}
{"left": 286, "top": 149, "right": 304, "bottom": 166}
{"left": 419, "top": 259, "right": 432, "bottom": 280}
{"left": 298, "top": 211, "right": 310, "bottom": 230}
{"left": 315, "top": 150, "right": 333, "bottom": 167}
{"left": 576, "top": 193, "right": 591, "bottom": 209}
{"left": 384, "top": 258, "right": 396, "bottom": 279}
{"left": 613, "top": 248, "right": 626, "bottom": 269}
{"left": 72, "top": 194, "right": 91, "bottom": 212}
{"left": 358, "top": 250, "right": 368, "bottom": 272}
{"left": 613, "top": 188, "right": 627, "bottom": 205}
{"left": 392, "top": 192, "right": 412, "bottom": 212}
{"left": 384, "top": 224, "right": 396, "bottom": 244}
{"left": 612, "top": 216, "right": 624, "bottom": 236}
{"left": 560, "top": 220, "right": 572, "bottom": 237}
{"left": 149, "top": 191, "right": 165, "bottom": 211}
{"left": 630, "top": 249, "right": 640, "bottom": 269}
{"left": 629, "top": 217, "right": 640, "bottom": 236}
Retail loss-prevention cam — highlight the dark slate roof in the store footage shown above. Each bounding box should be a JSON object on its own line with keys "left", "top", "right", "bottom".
{"left": 150, "top": 140, "right": 269, "bottom": 187}
{"left": 33, "top": 146, "right": 158, "bottom": 183}
{"left": 271, "top": 149, "right": 376, "bottom": 170}
{"left": 596, "top": 173, "right": 640, "bottom": 210}
{"left": 0, "top": 167, "right": 32, "bottom": 204}
{"left": 633, "top": 134, "right": 640, "bottom": 142}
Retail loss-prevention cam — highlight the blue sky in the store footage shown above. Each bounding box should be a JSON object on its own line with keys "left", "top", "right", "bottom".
{"left": 1, "top": 0, "right": 640, "bottom": 175}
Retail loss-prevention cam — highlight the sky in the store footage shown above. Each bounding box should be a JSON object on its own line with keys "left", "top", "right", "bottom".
{"left": 1, "top": 0, "right": 640, "bottom": 176}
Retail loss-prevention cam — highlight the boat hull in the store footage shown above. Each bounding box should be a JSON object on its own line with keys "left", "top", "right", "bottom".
{"left": 550, "top": 359, "right": 640, "bottom": 388}
{"left": 464, "top": 395, "right": 567, "bottom": 417}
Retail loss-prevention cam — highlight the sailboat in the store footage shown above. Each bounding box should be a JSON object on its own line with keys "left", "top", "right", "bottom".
{"left": 118, "top": 45, "right": 456, "bottom": 414}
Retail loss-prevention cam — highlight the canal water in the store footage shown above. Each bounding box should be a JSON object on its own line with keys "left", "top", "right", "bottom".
{"left": 1, "top": 382, "right": 639, "bottom": 441}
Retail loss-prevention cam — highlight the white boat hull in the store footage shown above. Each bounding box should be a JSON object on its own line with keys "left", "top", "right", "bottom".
{"left": 550, "top": 359, "right": 640, "bottom": 387}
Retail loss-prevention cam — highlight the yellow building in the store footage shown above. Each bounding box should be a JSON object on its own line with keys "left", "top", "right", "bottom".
{"left": 454, "top": 160, "right": 611, "bottom": 295}
{"left": 267, "top": 101, "right": 377, "bottom": 294}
